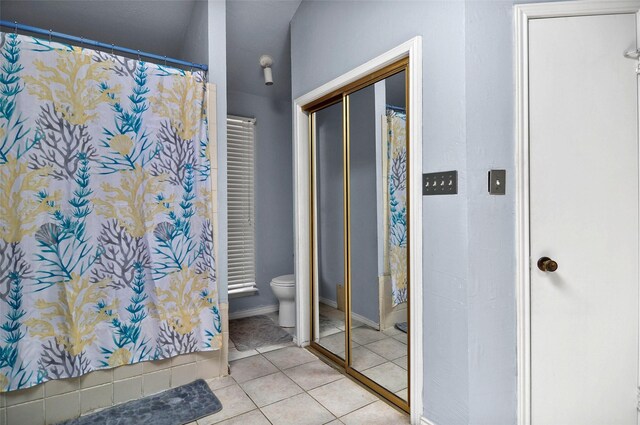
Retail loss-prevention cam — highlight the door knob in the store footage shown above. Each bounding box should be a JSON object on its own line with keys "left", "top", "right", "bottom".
{"left": 537, "top": 257, "right": 558, "bottom": 272}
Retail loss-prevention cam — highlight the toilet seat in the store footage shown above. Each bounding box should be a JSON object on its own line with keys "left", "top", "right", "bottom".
{"left": 271, "top": 274, "right": 295, "bottom": 286}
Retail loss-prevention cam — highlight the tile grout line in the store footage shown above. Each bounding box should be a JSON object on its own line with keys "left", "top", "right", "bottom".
{"left": 305, "top": 382, "right": 379, "bottom": 419}
{"left": 246, "top": 351, "right": 356, "bottom": 422}
{"left": 228, "top": 350, "right": 340, "bottom": 424}
{"left": 208, "top": 344, "right": 408, "bottom": 425}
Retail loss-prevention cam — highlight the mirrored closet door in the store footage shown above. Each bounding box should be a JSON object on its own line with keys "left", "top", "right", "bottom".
{"left": 312, "top": 99, "right": 346, "bottom": 359}
{"left": 308, "top": 59, "right": 409, "bottom": 412}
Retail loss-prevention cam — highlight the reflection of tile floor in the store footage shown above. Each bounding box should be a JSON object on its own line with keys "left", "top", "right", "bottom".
{"left": 315, "top": 304, "right": 408, "bottom": 401}
{"left": 195, "top": 345, "right": 409, "bottom": 424}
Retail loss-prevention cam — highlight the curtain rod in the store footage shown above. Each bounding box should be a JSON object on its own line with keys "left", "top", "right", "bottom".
{"left": 0, "top": 20, "right": 208, "bottom": 71}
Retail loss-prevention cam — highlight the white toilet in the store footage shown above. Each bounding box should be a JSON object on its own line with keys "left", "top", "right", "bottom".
{"left": 270, "top": 274, "right": 296, "bottom": 328}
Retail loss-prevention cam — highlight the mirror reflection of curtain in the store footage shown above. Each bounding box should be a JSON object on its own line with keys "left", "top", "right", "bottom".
{"left": 384, "top": 108, "right": 407, "bottom": 307}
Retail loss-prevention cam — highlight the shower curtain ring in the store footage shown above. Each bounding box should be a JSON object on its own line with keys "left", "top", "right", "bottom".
{"left": 164, "top": 55, "right": 167, "bottom": 66}
{"left": 49, "top": 29, "right": 52, "bottom": 44}
{"left": 111, "top": 44, "right": 114, "bottom": 55}
{"left": 138, "top": 50, "right": 141, "bottom": 61}
{"left": 14, "top": 21, "right": 17, "bottom": 35}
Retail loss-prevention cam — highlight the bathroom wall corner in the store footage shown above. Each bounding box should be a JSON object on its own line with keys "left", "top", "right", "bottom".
{"left": 226, "top": 90, "right": 294, "bottom": 316}
{"left": 208, "top": 0, "right": 228, "bottom": 306}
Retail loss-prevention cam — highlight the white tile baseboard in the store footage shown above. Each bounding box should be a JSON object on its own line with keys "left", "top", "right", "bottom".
{"left": 421, "top": 416, "right": 437, "bottom": 425}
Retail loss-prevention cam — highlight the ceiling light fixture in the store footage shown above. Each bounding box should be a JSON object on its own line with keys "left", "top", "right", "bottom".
{"left": 260, "top": 54, "right": 274, "bottom": 86}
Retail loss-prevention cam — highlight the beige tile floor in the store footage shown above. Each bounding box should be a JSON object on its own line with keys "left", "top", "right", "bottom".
{"left": 315, "top": 304, "right": 409, "bottom": 401}
{"left": 194, "top": 345, "right": 409, "bottom": 425}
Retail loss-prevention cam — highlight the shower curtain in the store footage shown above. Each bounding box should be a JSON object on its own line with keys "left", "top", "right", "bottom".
{"left": 386, "top": 108, "right": 407, "bottom": 307}
{"left": 0, "top": 33, "right": 221, "bottom": 392}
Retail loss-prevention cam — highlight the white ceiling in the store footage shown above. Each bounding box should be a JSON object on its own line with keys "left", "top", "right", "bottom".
{"left": 1, "top": 0, "right": 199, "bottom": 61}
{"left": 226, "top": 0, "right": 302, "bottom": 101}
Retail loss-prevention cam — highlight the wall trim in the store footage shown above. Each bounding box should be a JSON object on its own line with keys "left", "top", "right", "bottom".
{"left": 292, "top": 36, "right": 423, "bottom": 424}
{"left": 318, "top": 297, "right": 380, "bottom": 330}
{"left": 228, "top": 304, "right": 279, "bottom": 320}
{"left": 420, "top": 416, "right": 437, "bottom": 425}
{"left": 514, "top": 2, "right": 640, "bottom": 425}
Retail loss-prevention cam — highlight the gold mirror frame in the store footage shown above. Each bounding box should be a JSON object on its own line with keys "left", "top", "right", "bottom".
{"left": 305, "top": 57, "right": 410, "bottom": 413}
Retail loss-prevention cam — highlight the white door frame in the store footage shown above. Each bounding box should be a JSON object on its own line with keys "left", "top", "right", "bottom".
{"left": 515, "top": 2, "right": 640, "bottom": 424}
{"left": 292, "top": 37, "right": 423, "bottom": 422}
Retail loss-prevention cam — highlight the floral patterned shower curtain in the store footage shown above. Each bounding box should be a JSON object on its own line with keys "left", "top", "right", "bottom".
{"left": 0, "top": 33, "right": 220, "bottom": 392}
{"left": 386, "top": 108, "right": 407, "bottom": 307}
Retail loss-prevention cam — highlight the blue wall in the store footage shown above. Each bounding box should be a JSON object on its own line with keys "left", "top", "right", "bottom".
{"left": 227, "top": 90, "right": 294, "bottom": 313}
{"left": 465, "top": 2, "right": 518, "bottom": 422}
{"left": 291, "top": 1, "right": 522, "bottom": 423}
{"left": 179, "top": 0, "right": 208, "bottom": 66}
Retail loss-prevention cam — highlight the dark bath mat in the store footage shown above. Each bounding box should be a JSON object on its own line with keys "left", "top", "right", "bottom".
{"left": 395, "top": 322, "right": 408, "bottom": 334}
{"left": 58, "top": 379, "right": 221, "bottom": 425}
{"left": 230, "top": 314, "right": 293, "bottom": 351}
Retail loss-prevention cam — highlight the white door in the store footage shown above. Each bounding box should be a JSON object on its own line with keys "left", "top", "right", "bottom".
{"left": 529, "top": 13, "right": 639, "bottom": 424}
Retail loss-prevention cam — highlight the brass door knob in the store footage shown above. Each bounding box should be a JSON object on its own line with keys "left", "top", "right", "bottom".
{"left": 537, "top": 257, "right": 558, "bottom": 272}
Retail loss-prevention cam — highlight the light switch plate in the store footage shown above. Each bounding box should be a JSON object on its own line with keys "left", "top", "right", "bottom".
{"left": 488, "top": 169, "right": 506, "bottom": 195}
{"left": 423, "top": 171, "right": 457, "bottom": 195}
